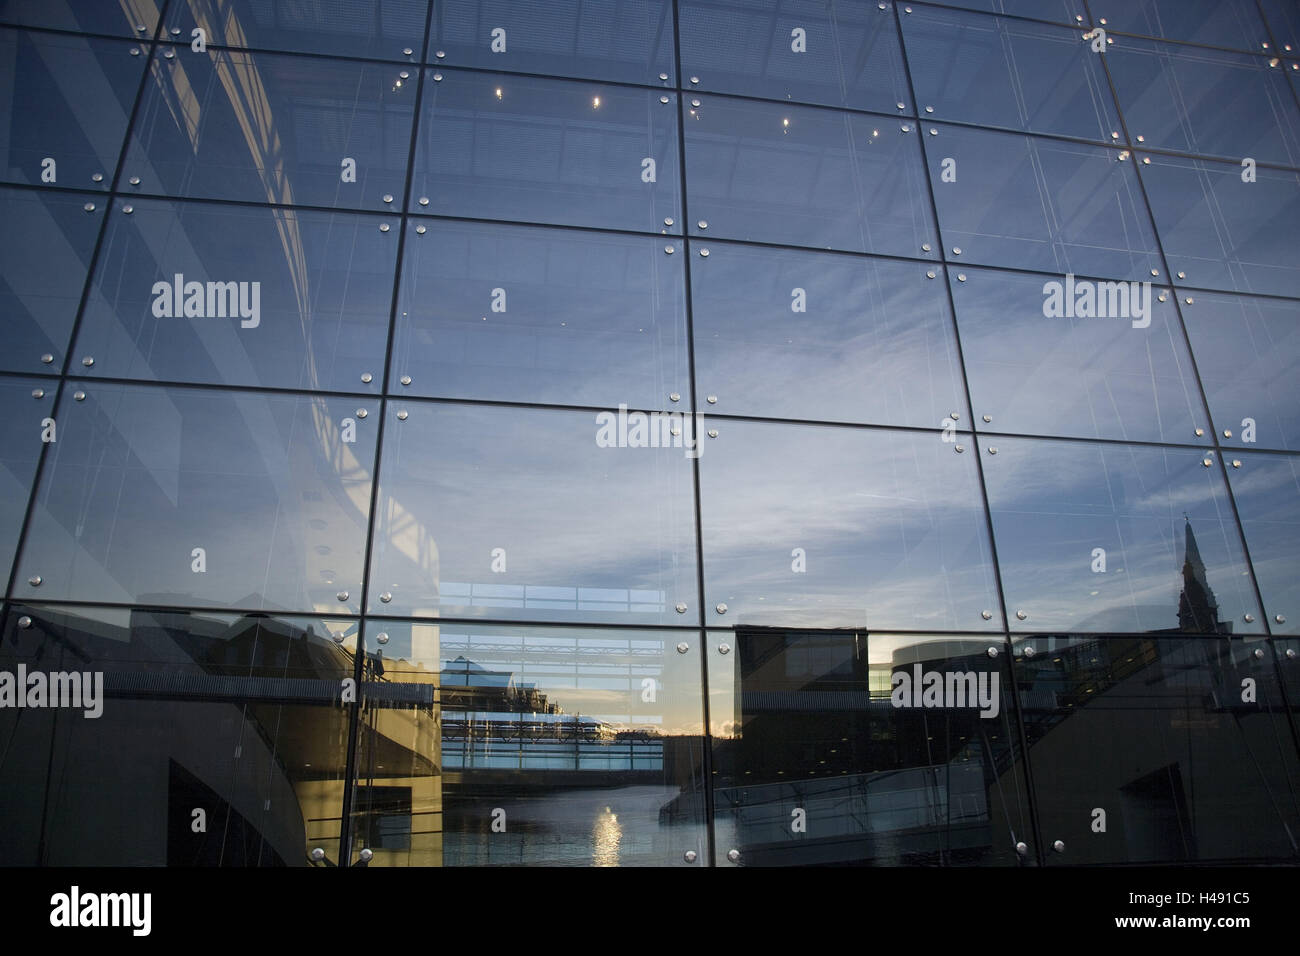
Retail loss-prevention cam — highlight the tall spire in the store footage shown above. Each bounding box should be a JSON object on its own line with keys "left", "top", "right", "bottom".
{"left": 1177, "top": 518, "right": 1225, "bottom": 633}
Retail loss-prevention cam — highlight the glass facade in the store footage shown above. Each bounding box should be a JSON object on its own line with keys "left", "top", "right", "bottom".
{"left": 0, "top": 0, "right": 1297, "bottom": 869}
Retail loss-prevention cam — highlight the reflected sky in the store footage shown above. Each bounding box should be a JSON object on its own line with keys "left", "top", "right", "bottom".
{"left": 1228, "top": 451, "right": 1300, "bottom": 634}
{"left": 698, "top": 420, "right": 1001, "bottom": 631}
{"left": 951, "top": 265, "right": 1208, "bottom": 444}
{"left": 983, "top": 437, "right": 1263, "bottom": 632}
{"left": 692, "top": 243, "right": 966, "bottom": 427}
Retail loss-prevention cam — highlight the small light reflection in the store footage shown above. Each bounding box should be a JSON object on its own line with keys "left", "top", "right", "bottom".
{"left": 495, "top": 87, "right": 503, "bottom": 100}
{"left": 782, "top": 117, "right": 790, "bottom": 134}
{"left": 592, "top": 96, "right": 601, "bottom": 109}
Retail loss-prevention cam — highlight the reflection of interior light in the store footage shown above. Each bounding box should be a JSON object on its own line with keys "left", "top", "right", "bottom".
{"left": 495, "top": 87, "right": 503, "bottom": 99}
{"left": 592, "top": 96, "right": 600, "bottom": 108}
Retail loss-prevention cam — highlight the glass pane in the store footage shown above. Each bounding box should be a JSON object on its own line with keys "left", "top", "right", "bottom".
{"left": 431, "top": 0, "right": 674, "bottom": 85}
{"left": 1092, "top": 0, "right": 1269, "bottom": 53}
{"left": 0, "top": 186, "right": 102, "bottom": 374}
{"left": 1227, "top": 451, "right": 1300, "bottom": 634}
{"left": 699, "top": 420, "right": 1001, "bottom": 631}
{"left": 0, "top": 0, "right": 156, "bottom": 40}
{"left": 1107, "top": 39, "right": 1300, "bottom": 168}
{"left": 367, "top": 402, "right": 697, "bottom": 625}
{"left": 122, "top": 47, "right": 414, "bottom": 210}
{"left": 684, "top": 95, "right": 937, "bottom": 258}
{"left": 929, "top": 125, "right": 1161, "bottom": 280}
{"left": 1261, "top": 0, "right": 1300, "bottom": 52}
{"left": 1140, "top": 153, "right": 1300, "bottom": 299}
{"left": 1013, "top": 633, "right": 1300, "bottom": 863}
{"left": 950, "top": 265, "right": 1209, "bottom": 444}
{"left": 1279, "top": 636, "right": 1300, "bottom": 707}
{"left": 74, "top": 198, "right": 397, "bottom": 392}
{"left": 932, "top": 0, "right": 1084, "bottom": 23}
{"left": 690, "top": 243, "right": 967, "bottom": 427}
{"left": 348, "top": 620, "right": 707, "bottom": 866}
{"left": 165, "top": 0, "right": 430, "bottom": 61}
{"left": 901, "top": 7, "right": 1120, "bottom": 142}
{"left": 708, "top": 630, "right": 1034, "bottom": 866}
{"left": 1181, "top": 290, "right": 1300, "bottom": 453}
{"left": 0, "top": 604, "right": 357, "bottom": 865}
{"left": 678, "top": 0, "right": 908, "bottom": 113}
{"left": 13, "top": 382, "right": 377, "bottom": 614}
{"left": 0, "top": 376, "right": 50, "bottom": 587}
{"left": 393, "top": 220, "right": 688, "bottom": 409}
{"left": 409, "top": 70, "right": 680, "bottom": 232}
{"left": 0, "top": 28, "right": 145, "bottom": 188}
{"left": 982, "top": 437, "right": 1264, "bottom": 634}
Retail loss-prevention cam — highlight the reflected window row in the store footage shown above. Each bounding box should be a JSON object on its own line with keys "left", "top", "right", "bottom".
{"left": 0, "top": 603, "right": 1295, "bottom": 865}
{"left": 1, "top": 382, "right": 1295, "bottom": 635}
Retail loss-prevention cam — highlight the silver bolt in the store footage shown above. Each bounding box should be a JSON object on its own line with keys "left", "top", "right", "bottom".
{"left": 396, "top": 410, "right": 408, "bottom": 420}
{"left": 901, "top": 124, "right": 911, "bottom": 132}
{"left": 690, "top": 76, "right": 699, "bottom": 84}
{"left": 926, "top": 271, "right": 936, "bottom": 279}
{"left": 718, "top": 643, "right": 731, "bottom": 655}
{"left": 1015, "top": 842, "right": 1028, "bottom": 856}
{"left": 28, "top": 575, "right": 41, "bottom": 587}
{"left": 31, "top": 389, "right": 43, "bottom": 399}
{"left": 73, "top": 391, "right": 86, "bottom": 401}
{"left": 706, "top": 395, "right": 717, "bottom": 404}
{"left": 1223, "top": 429, "right": 1232, "bottom": 438}
{"left": 1195, "top": 428, "right": 1204, "bottom": 437}
{"left": 129, "top": 176, "right": 140, "bottom": 186}
{"left": 415, "top": 225, "right": 426, "bottom": 235}
{"left": 981, "top": 610, "right": 992, "bottom": 620}
{"left": 955, "top": 445, "right": 964, "bottom": 453}
{"left": 82, "top": 356, "right": 94, "bottom": 367}
{"left": 1254, "top": 648, "right": 1265, "bottom": 659}
{"left": 982, "top": 414, "right": 991, "bottom": 423}
{"left": 1015, "top": 610, "right": 1026, "bottom": 620}
{"left": 163, "top": 49, "right": 175, "bottom": 58}
{"left": 669, "top": 392, "right": 680, "bottom": 402}
{"left": 357, "top": 408, "right": 368, "bottom": 419}
{"left": 382, "top": 194, "right": 393, "bottom": 203}
{"left": 1053, "top": 840, "right": 1065, "bottom": 853}
{"left": 1277, "top": 614, "right": 1287, "bottom": 624}
{"left": 929, "top": 128, "right": 937, "bottom": 135}
{"left": 952, "top": 247, "right": 961, "bottom": 255}
{"left": 1232, "top": 460, "right": 1241, "bottom": 468}
{"left": 1024, "top": 645, "right": 1036, "bottom": 657}
{"left": 1203, "top": 458, "right": 1212, "bottom": 467}
{"left": 380, "top": 592, "right": 393, "bottom": 603}
{"left": 92, "top": 173, "right": 103, "bottom": 182}
{"left": 715, "top": 603, "right": 727, "bottom": 614}
{"left": 83, "top": 203, "right": 95, "bottom": 212}
{"left": 664, "top": 217, "right": 674, "bottom": 226}
{"left": 361, "top": 372, "right": 373, "bottom": 384}
{"left": 925, "top": 105, "right": 934, "bottom": 113}
{"left": 1177, "top": 271, "right": 1186, "bottom": 279}
{"left": 379, "top": 223, "right": 390, "bottom": 232}
{"left": 987, "top": 646, "right": 998, "bottom": 658}
{"left": 676, "top": 603, "right": 687, "bottom": 614}
{"left": 1245, "top": 614, "right": 1255, "bottom": 623}
{"left": 336, "top": 590, "right": 349, "bottom": 601}
{"left": 957, "top": 274, "right": 966, "bottom": 281}
{"left": 1286, "top": 649, "right": 1297, "bottom": 659}
{"left": 988, "top": 446, "right": 997, "bottom": 455}
{"left": 400, "top": 71, "right": 409, "bottom": 79}
{"left": 659, "top": 73, "right": 668, "bottom": 81}
{"left": 708, "top": 429, "right": 718, "bottom": 438}
{"left": 664, "top": 245, "right": 674, "bottom": 254}
{"left": 17, "top": 616, "right": 32, "bottom": 628}
{"left": 130, "top": 47, "right": 140, "bottom": 55}
{"left": 405, "top": 47, "right": 415, "bottom": 56}
{"left": 684, "top": 850, "right": 697, "bottom": 862}
{"left": 377, "top": 632, "right": 389, "bottom": 644}
{"left": 434, "top": 73, "right": 442, "bottom": 81}
{"left": 333, "top": 631, "right": 345, "bottom": 644}
{"left": 171, "top": 27, "right": 180, "bottom": 35}
{"left": 896, "top": 101, "right": 905, "bottom": 109}
{"left": 418, "top": 196, "right": 429, "bottom": 206}
{"left": 676, "top": 642, "right": 689, "bottom": 653}
{"left": 123, "top": 205, "right": 133, "bottom": 214}
{"left": 660, "top": 95, "right": 669, "bottom": 103}
{"left": 727, "top": 849, "right": 740, "bottom": 862}
{"left": 41, "top": 354, "right": 53, "bottom": 364}
{"left": 359, "top": 848, "right": 373, "bottom": 863}
{"left": 697, "top": 220, "right": 708, "bottom": 229}
{"left": 921, "top": 243, "right": 931, "bottom": 252}
{"left": 400, "top": 375, "right": 412, "bottom": 385}
{"left": 310, "top": 848, "right": 325, "bottom": 862}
